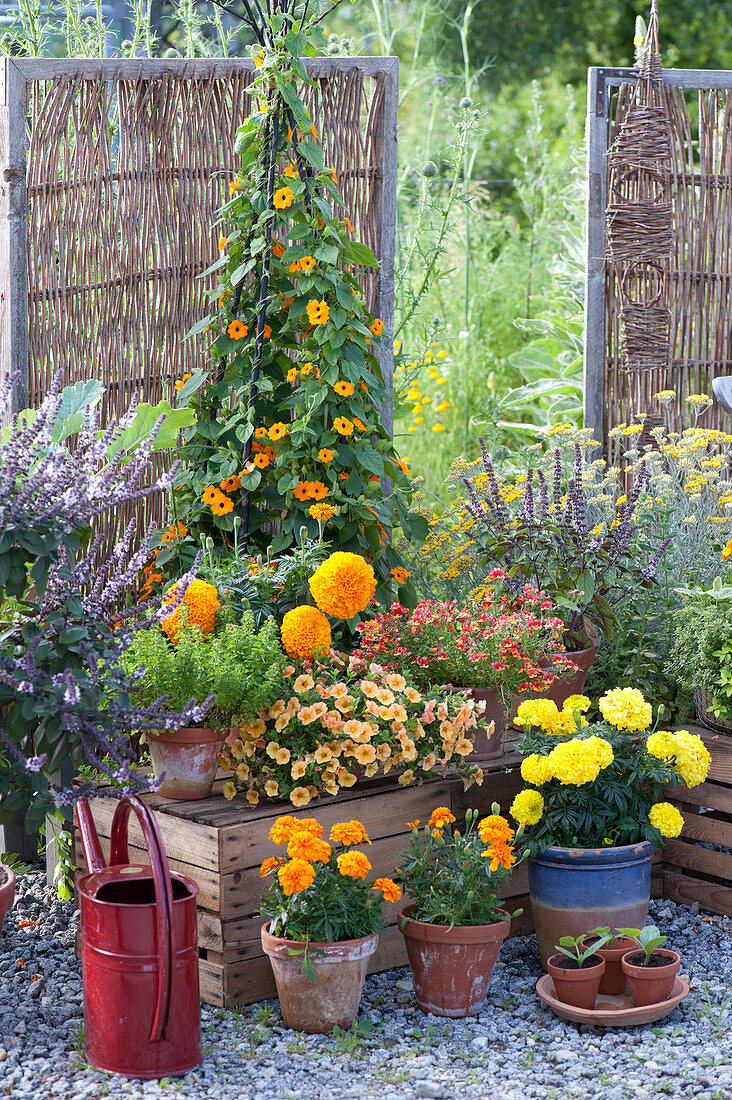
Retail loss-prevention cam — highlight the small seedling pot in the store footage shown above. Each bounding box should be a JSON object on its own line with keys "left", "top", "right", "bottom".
{"left": 546, "top": 953, "right": 605, "bottom": 1010}
{"left": 621, "top": 948, "right": 681, "bottom": 1007}
{"left": 580, "top": 934, "right": 637, "bottom": 995}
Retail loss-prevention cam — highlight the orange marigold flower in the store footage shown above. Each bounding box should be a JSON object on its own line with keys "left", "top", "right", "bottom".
{"left": 309, "top": 502, "right": 336, "bottom": 523}
{"left": 281, "top": 605, "right": 332, "bottom": 659}
{"left": 334, "top": 380, "right": 355, "bottom": 398}
{"left": 227, "top": 320, "right": 248, "bottom": 340}
{"left": 318, "top": 448, "right": 334, "bottom": 463}
{"left": 372, "top": 877, "right": 401, "bottom": 903}
{"left": 370, "top": 318, "right": 385, "bottom": 336}
{"left": 277, "top": 857, "right": 314, "bottom": 895}
{"left": 253, "top": 453, "right": 270, "bottom": 470}
{"left": 333, "top": 417, "right": 353, "bottom": 436}
{"left": 268, "top": 422, "right": 288, "bottom": 441}
{"left": 309, "top": 552, "right": 376, "bottom": 618}
{"left": 220, "top": 475, "right": 242, "bottom": 493}
{"left": 287, "top": 833, "right": 332, "bottom": 863}
{"left": 336, "top": 850, "right": 371, "bottom": 879}
{"left": 330, "top": 820, "right": 370, "bottom": 846}
{"left": 269, "top": 816, "right": 323, "bottom": 844}
{"left": 483, "top": 841, "right": 516, "bottom": 872}
{"left": 427, "top": 807, "right": 456, "bottom": 831}
{"left": 273, "top": 186, "right": 295, "bottom": 209}
{"left": 260, "top": 856, "right": 283, "bottom": 878}
{"left": 174, "top": 372, "right": 192, "bottom": 393}
{"left": 306, "top": 299, "right": 329, "bottom": 325}
{"left": 162, "top": 578, "right": 220, "bottom": 643}
{"left": 478, "top": 815, "right": 515, "bottom": 846}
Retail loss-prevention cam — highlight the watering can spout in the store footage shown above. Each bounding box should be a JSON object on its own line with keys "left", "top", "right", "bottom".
{"left": 76, "top": 798, "right": 106, "bottom": 874}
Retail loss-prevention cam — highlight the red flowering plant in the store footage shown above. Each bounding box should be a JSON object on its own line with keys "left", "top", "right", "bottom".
{"left": 219, "top": 652, "right": 484, "bottom": 808}
{"left": 354, "top": 571, "right": 575, "bottom": 696}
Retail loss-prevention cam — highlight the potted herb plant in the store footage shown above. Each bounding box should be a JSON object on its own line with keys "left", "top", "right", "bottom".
{"left": 669, "top": 577, "right": 732, "bottom": 734}
{"left": 618, "top": 925, "right": 681, "bottom": 1006}
{"left": 355, "top": 581, "right": 573, "bottom": 760}
{"left": 546, "top": 931, "right": 610, "bottom": 1009}
{"left": 395, "top": 805, "right": 522, "bottom": 1017}
{"left": 123, "top": 586, "right": 285, "bottom": 800}
{"left": 219, "top": 655, "right": 483, "bottom": 808}
{"left": 579, "top": 927, "right": 638, "bottom": 995}
{"left": 512, "top": 688, "right": 710, "bottom": 967}
{"left": 259, "top": 815, "right": 399, "bottom": 1034}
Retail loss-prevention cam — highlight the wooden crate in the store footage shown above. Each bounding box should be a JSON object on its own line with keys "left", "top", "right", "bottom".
{"left": 662, "top": 726, "right": 732, "bottom": 918}
{"left": 74, "top": 752, "right": 525, "bottom": 1007}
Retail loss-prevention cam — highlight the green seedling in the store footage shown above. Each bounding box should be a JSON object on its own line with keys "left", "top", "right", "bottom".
{"left": 616, "top": 925, "right": 668, "bottom": 966}
{"left": 554, "top": 929, "right": 613, "bottom": 967}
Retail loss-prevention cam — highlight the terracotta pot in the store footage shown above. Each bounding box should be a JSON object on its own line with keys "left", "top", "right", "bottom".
{"left": 148, "top": 727, "right": 225, "bottom": 801}
{"left": 540, "top": 645, "right": 597, "bottom": 709}
{"left": 444, "top": 685, "right": 509, "bottom": 761}
{"left": 547, "top": 953, "right": 605, "bottom": 1010}
{"left": 261, "top": 923, "right": 377, "bottom": 1034}
{"left": 398, "top": 905, "right": 511, "bottom": 1017}
{"left": 580, "top": 934, "right": 637, "bottom": 995}
{"left": 622, "top": 948, "right": 681, "bottom": 1007}
{"left": 528, "top": 842, "right": 654, "bottom": 970}
{"left": 0, "top": 864, "right": 16, "bottom": 928}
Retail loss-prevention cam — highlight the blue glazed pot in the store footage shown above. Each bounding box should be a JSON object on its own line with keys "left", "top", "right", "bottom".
{"left": 528, "top": 842, "right": 654, "bottom": 969}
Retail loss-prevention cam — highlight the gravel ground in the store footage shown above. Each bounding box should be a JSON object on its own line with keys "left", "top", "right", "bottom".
{"left": 1, "top": 870, "right": 731, "bottom": 1100}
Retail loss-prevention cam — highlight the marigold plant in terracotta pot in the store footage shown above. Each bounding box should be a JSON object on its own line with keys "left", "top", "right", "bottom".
{"left": 512, "top": 688, "right": 711, "bottom": 967}
{"left": 123, "top": 589, "right": 285, "bottom": 800}
{"left": 259, "top": 815, "right": 399, "bottom": 1033}
{"left": 396, "top": 803, "right": 523, "bottom": 1017}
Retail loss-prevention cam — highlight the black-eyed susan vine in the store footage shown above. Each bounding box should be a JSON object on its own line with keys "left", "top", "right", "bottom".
{"left": 169, "top": 0, "right": 425, "bottom": 606}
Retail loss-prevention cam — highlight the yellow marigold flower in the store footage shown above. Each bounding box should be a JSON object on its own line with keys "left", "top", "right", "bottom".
{"left": 477, "top": 815, "right": 514, "bottom": 845}
{"left": 309, "top": 503, "right": 336, "bottom": 524}
{"left": 287, "top": 833, "right": 332, "bottom": 863}
{"left": 372, "top": 877, "right": 401, "bottom": 902}
{"left": 564, "top": 695, "right": 591, "bottom": 713}
{"left": 546, "top": 739, "right": 602, "bottom": 785}
{"left": 646, "top": 731, "right": 680, "bottom": 760}
{"left": 672, "top": 731, "right": 711, "bottom": 787}
{"left": 599, "top": 687, "right": 653, "bottom": 732}
{"left": 161, "top": 579, "right": 220, "bottom": 644}
{"left": 273, "top": 186, "right": 295, "bottom": 209}
{"left": 520, "top": 753, "right": 553, "bottom": 786}
{"left": 510, "top": 789, "right": 544, "bottom": 826}
{"left": 330, "top": 820, "right": 371, "bottom": 846}
{"left": 648, "top": 802, "right": 684, "bottom": 838}
{"left": 281, "top": 605, "right": 332, "bottom": 659}
{"left": 277, "top": 857, "right": 314, "bottom": 895}
{"left": 309, "top": 552, "right": 376, "bottom": 619}
{"left": 583, "top": 736, "right": 614, "bottom": 769}
{"left": 336, "top": 850, "right": 372, "bottom": 879}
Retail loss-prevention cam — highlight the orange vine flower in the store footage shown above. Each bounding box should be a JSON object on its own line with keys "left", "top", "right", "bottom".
{"left": 227, "top": 320, "right": 248, "bottom": 340}
{"left": 273, "top": 186, "right": 294, "bottom": 209}
{"left": 334, "top": 380, "right": 355, "bottom": 398}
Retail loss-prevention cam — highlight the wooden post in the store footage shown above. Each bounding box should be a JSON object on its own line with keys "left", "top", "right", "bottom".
{"left": 0, "top": 58, "right": 28, "bottom": 414}
{"left": 583, "top": 67, "right": 609, "bottom": 444}
{"left": 374, "top": 57, "right": 399, "bottom": 437}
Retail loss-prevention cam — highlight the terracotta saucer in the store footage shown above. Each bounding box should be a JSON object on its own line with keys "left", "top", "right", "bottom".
{"left": 536, "top": 974, "right": 690, "bottom": 1026}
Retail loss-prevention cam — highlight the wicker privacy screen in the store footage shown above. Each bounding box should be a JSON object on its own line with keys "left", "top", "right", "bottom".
{"left": 584, "top": 64, "right": 732, "bottom": 457}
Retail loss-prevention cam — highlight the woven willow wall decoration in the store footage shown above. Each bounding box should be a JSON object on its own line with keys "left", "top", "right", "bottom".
{"left": 605, "top": 1, "right": 672, "bottom": 384}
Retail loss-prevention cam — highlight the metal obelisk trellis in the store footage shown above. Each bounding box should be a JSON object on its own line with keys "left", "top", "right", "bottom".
{"left": 583, "top": 4, "right": 732, "bottom": 453}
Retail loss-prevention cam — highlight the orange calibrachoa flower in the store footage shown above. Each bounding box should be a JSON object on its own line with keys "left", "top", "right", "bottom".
{"left": 227, "top": 320, "right": 249, "bottom": 340}
{"left": 333, "top": 417, "right": 353, "bottom": 436}
{"left": 161, "top": 579, "right": 220, "bottom": 644}
{"left": 309, "top": 552, "right": 376, "bottom": 619}
{"left": 334, "top": 380, "right": 355, "bottom": 398}
{"left": 273, "top": 186, "right": 294, "bottom": 209}
{"left": 318, "top": 448, "right": 333, "bottom": 463}
{"left": 280, "top": 605, "right": 332, "bottom": 659}
{"left": 306, "top": 299, "right": 329, "bottom": 325}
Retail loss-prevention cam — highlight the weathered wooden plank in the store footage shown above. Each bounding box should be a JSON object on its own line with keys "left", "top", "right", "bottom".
{"left": 675, "top": 810, "right": 732, "bottom": 850}
{"left": 12, "top": 57, "right": 399, "bottom": 81}
{"left": 592, "top": 67, "right": 732, "bottom": 92}
{"left": 583, "top": 65, "right": 608, "bottom": 442}
{"left": 663, "top": 781, "right": 732, "bottom": 815}
{"left": 81, "top": 794, "right": 221, "bottom": 872}
{"left": 663, "top": 838, "right": 732, "bottom": 883}
{"left": 0, "top": 59, "right": 29, "bottom": 412}
{"left": 373, "top": 56, "right": 398, "bottom": 434}
{"left": 451, "top": 768, "right": 523, "bottom": 820}
{"left": 663, "top": 871, "right": 732, "bottom": 918}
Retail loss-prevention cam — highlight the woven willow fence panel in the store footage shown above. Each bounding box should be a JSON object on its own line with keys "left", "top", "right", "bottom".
{"left": 0, "top": 56, "right": 397, "bottom": 543}
{"left": 584, "top": 67, "right": 732, "bottom": 458}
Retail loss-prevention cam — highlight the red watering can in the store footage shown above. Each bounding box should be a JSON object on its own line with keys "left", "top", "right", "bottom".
{"left": 75, "top": 795, "right": 202, "bottom": 1079}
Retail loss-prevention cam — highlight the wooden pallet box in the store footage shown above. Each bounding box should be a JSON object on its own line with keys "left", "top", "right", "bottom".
{"left": 74, "top": 755, "right": 525, "bottom": 1007}
{"left": 662, "top": 726, "right": 732, "bottom": 918}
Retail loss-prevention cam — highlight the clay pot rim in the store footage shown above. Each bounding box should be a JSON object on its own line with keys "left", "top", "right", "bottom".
{"left": 0, "top": 862, "right": 16, "bottom": 894}
{"left": 150, "top": 726, "right": 226, "bottom": 746}
{"left": 530, "top": 840, "right": 656, "bottom": 866}
{"left": 398, "top": 905, "right": 511, "bottom": 944}
{"left": 580, "top": 934, "right": 638, "bottom": 955}
{"left": 621, "top": 948, "right": 681, "bottom": 977}
{"left": 547, "top": 953, "right": 606, "bottom": 977}
{"left": 261, "top": 922, "right": 379, "bottom": 959}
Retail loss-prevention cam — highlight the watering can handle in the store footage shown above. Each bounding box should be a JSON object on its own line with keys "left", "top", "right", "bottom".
{"left": 109, "top": 796, "right": 174, "bottom": 1044}
{"left": 75, "top": 798, "right": 105, "bottom": 875}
